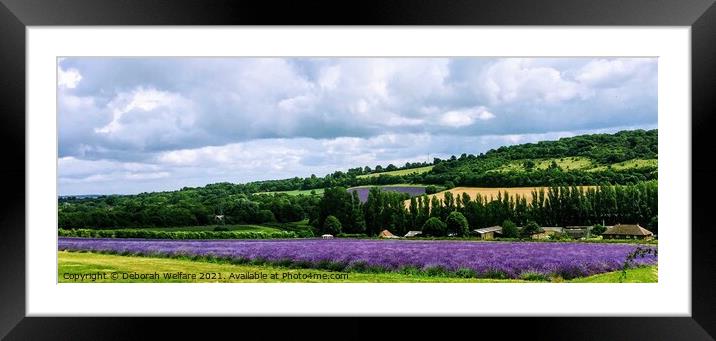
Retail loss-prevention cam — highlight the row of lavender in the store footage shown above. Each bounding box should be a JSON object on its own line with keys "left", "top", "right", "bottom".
{"left": 58, "top": 238, "right": 657, "bottom": 279}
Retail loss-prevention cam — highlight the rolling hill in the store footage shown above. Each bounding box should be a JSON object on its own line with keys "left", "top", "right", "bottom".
{"left": 59, "top": 129, "right": 657, "bottom": 230}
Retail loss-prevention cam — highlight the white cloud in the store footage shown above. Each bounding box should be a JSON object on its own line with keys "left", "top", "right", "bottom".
{"left": 384, "top": 114, "right": 425, "bottom": 127}
{"left": 318, "top": 65, "right": 341, "bottom": 89}
{"left": 439, "top": 106, "right": 495, "bottom": 127}
{"left": 57, "top": 57, "right": 658, "bottom": 194}
{"left": 58, "top": 156, "right": 169, "bottom": 184}
{"left": 60, "top": 94, "right": 94, "bottom": 110}
{"left": 157, "top": 140, "right": 308, "bottom": 169}
{"left": 419, "top": 106, "right": 441, "bottom": 114}
{"left": 58, "top": 66, "right": 82, "bottom": 88}
{"left": 59, "top": 156, "right": 160, "bottom": 175}
{"left": 576, "top": 58, "right": 654, "bottom": 87}
{"left": 277, "top": 95, "right": 316, "bottom": 113}
{"left": 95, "top": 87, "right": 185, "bottom": 135}
{"left": 157, "top": 134, "right": 433, "bottom": 175}
{"left": 503, "top": 134, "right": 524, "bottom": 144}
{"left": 125, "top": 172, "right": 171, "bottom": 180}
{"left": 480, "top": 58, "right": 589, "bottom": 104}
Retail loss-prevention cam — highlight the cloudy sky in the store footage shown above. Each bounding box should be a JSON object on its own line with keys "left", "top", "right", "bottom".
{"left": 58, "top": 57, "right": 657, "bottom": 195}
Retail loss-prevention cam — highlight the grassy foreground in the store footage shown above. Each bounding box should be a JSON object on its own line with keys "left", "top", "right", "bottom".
{"left": 58, "top": 251, "right": 657, "bottom": 283}
{"left": 569, "top": 265, "right": 657, "bottom": 283}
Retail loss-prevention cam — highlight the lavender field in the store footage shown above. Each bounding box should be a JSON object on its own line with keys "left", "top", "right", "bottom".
{"left": 58, "top": 238, "right": 657, "bottom": 279}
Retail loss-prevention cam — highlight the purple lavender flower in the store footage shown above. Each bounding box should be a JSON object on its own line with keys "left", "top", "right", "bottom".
{"left": 58, "top": 238, "right": 656, "bottom": 279}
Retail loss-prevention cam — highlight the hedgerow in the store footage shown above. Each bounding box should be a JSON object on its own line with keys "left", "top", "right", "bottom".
{"left": 58, "top": 228, "right": 301, "bottom": 240}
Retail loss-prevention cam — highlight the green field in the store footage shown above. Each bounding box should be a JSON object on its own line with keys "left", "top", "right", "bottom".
{"left": 492, "top": 157, "right": 594, "bottom": 173}
{"left": 356, "top": 165, "right": 434, "bottom": 179}
{"left": 588, "top": 158, "right": 658, "bottom": 172}
{"left": 254, "top": 188, "right": 325, "bottom": 196}
{"left": 58, "top": 251, "right": 656, "bottom": 283}
{"left": 569, "top": 265, "right": 657, "bottom": 283}
{"left": 490, "top": 157, "right": 657, "bottom": 174}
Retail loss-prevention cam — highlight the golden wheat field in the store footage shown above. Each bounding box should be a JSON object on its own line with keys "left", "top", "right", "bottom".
{"left": 404, "top": 186, "right": 597, "bottom": 206}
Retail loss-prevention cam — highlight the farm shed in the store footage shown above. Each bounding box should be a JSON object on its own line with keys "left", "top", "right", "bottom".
{"left": 541, "top": 226, "right": 563, "bottom": 235}
{"left": 513, "top": 226, "right": 549, "bottom": 239}
{"left": 473, "top": 226, "right": 502, "bottom": 240}
{"left": 602, "top": 224, "right": 654, "bottom": 240}
{"left": 321, "top": 234, "right": 334, "bottom": 239}
{"left": 404, "top": 231, "right": 423, "bottom": 238}
{"left": 530, "top": 232, "right": 550, "bottom": 240}
{"left": 379, "top": 230, "right": 400, "bottom": 239}
{"left": 564, "top": 226, "right": 592, "bottom": 239}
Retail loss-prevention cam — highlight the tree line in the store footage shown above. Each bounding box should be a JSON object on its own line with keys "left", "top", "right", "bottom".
{"left": 59, "top": 179, "right": 657, "bottom": 238}
{"left": 59, "top": 185, "right": 321, "bottom": 229}
{"left": 314, "top": 181, "right": 658, "bottom": 237}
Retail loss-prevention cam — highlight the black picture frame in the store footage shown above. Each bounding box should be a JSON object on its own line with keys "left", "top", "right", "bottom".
{"left": 1, "top": 0, "right": 715, "bottom": 339}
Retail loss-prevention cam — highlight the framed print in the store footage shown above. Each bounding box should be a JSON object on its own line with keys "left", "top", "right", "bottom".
{"left": 2, "top": 0, "right": 716, "bottom": 339}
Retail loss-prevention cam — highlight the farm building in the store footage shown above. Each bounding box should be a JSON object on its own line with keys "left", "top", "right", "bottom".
{"left": 404, "top": 231, "right": 422, "bottom": 238}
{"left": 530, "top": 232, "right": 550, "bottom": 240}
{"left": 511, "top": 225, "right": 551, "bottom": 239}
{"left": 473, "top": 226, "right": 502, "bottom": 240}
{"left": 379, "top": 230, "right": 400, "bottom": 239}
{"left": 321, "top": 234, "right": 334, "bottom": 239}
{"left": 541, "top": 227, "right": 563, "bottom": 235}
{"left": 602, "top": 224, "right": 654, "bottom": 240}
{"left": 564, "top": 226, "right": 593, "bottom": 239}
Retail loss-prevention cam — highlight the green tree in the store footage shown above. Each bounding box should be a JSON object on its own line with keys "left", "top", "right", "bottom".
{"left": 429, "top": 195, "right": 442, "bottom": 220}
{"left": 323, "top": 215, "right": 342, "bottom": 235}
{"left": 445, "top": 211, "right": 469, "bottom": 237}
{"left": 363, "top": 187, "right": 384, "bottom": 236}
{"left": 256, "top": 209, "right": 276, "bottom": 223}
{"left": 591, "top": 224, "right": 607, "bottom": 235}
{"left": 409, "top": 197, "right": 419, "bottom": 230}
{"left": 549, "top": 160, "right": 560, "bottom": 170}
{"left": 523, "top": 159, "right": 536, "bottom": 170}
{"left": 648, "top": 216, "right": 658, "bottom": 235}
{"left": 501, "top": 219, "right": 519, "bottom": 238}
{"left": 318, "top": 187, "right": 352, "bottom": 230}
{"left": 422, "top": 217, "right": 447, "bottom": 237}
{"left": 346, "top": 191, "right": 366, "bottom": 234}
{"left": 444, "top": 191, "right": 455, "bottom": 215}
{"left": 520, "top": 220, "right": 543, "bottom": 239}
